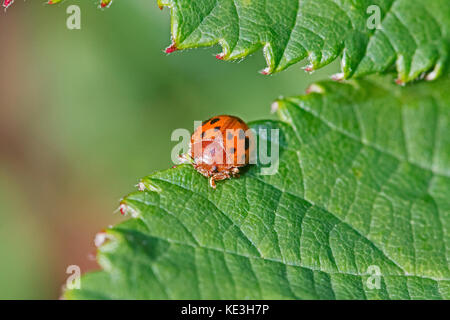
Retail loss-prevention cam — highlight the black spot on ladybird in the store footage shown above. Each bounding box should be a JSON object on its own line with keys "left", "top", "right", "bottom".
{"left": 210, "top": 118, "right": 220, "bottom": 125}
{"left": 214, "top": 126, "right": 221, "bottom": 131}
{"left": 201, "top": 131, "right": 206, "bottom": 138}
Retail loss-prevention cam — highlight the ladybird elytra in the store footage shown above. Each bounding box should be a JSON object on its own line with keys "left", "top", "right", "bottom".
{"left": 181, "top": 115, "right": 253, "bottom": 189}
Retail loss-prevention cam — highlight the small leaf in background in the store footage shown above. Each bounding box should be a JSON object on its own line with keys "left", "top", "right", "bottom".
{"left": 65, "top": 74, "right": 450, "bottom": 300}
{"left": 158, "top": 0, "right": 450, "bottom": 83}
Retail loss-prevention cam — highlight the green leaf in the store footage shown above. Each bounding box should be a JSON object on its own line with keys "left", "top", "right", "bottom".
{"left": 158, "top": 0, "right": 450, "bottom": 83}
{"left": 65, "top": 74, "right": 450, "bottom": 300}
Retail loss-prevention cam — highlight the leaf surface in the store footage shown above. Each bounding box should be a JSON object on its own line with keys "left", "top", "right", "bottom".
{"left": 66, "top": 75, "right": 450, "bottom": 299}
{"left": 159, "top": 0, "right": 450, "bottom": 83}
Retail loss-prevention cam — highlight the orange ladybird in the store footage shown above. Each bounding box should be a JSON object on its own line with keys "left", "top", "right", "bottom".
{"left": 181, "top": 115, "right": 252, "bottom": 188}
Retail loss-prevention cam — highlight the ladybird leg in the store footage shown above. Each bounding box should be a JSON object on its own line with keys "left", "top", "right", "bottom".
{"left": 208, "top": 172, "right": 231, "bottom": 189}
{"left": 178, "top": 153, "right": 194, "bottom": 164}
{"left": 210, "top": 172, "right": 231, "bottom": 188}
{"left": 209, "top": 176, "right": 217, "bottom": 189}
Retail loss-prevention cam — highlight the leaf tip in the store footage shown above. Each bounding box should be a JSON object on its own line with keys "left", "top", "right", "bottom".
{"left": 3, "top": 0, "right": 13, "bottom": 9}
{"left": 259, "top": 67, "right": 271, "bottom": 75}
{"left": 303, "top": 65, "right": 314, "bottom": 73}
{"left": 117, "top": 201, "right": 140, "bottom": 218}
{"left": 306, "top": 84, "right": 325, "bottom": 95}
{"left": 395, "top": 78, "right": 406, "bottom": 86}
{"left": 425, "top": 69, "right": 439, "bottom": 82}
{"left": 331, "top": 73, "right": 345, "bottom": 82}
{"left": 94, "top": 232, "right": 110, "bottom": 248}
{"left": 118, "top": 202, "right": 140, "bottom": 218}
{"left": 270, "top": 101, "right": 280, "bottom": 114}
{"left": 157, "top": 0, "right": 167, "bottom": 10}
{"left": 137, "top": 179, "right": 162, "bottom": 193}
{"left": 137, "top": 182, "right": 146, "bottom": 191}
{"left": 271, "top": 99, "right": 289, "bottom": 113}
{"left": 165, "top": 43, "right": 178, "bottom": 54}
{"left": 118, "top": 203, "right": 127, "bottom": 215}
{"left": 99, "top": 0, "right": 113, "bottom": 9}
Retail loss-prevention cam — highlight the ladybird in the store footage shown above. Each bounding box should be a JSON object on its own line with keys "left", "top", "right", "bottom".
{"left": 181, "top": 115, "right": 252, "bottom": 188}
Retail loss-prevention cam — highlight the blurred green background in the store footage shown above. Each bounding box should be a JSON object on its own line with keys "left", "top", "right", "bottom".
{"left": 0, "top": 0, "right": 338, "bottom": 299}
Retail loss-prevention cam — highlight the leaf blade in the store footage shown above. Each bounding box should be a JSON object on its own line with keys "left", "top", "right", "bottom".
{"left": 159, "top": 0, "right": 450, "bottom": 83}
{"left": 66, "top": 75, "right": 450, "bottom": 299}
